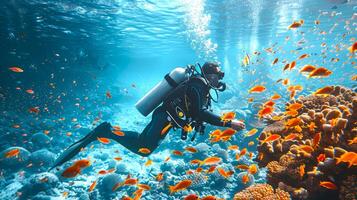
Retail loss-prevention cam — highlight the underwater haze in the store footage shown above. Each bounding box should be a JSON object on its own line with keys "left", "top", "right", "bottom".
{"left": 0, "top": 0, "right": 356, "bottom": 200}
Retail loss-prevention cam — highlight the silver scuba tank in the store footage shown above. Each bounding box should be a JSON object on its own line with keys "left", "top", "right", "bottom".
{"left": 135, "top": 67, "right": 190, "bottom": 116}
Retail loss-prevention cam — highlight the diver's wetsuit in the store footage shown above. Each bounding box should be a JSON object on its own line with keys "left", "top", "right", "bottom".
{"left": 51, "top": 76, "right": 231, "bottom": 169}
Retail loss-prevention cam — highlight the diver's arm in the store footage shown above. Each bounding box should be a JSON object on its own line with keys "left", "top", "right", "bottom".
{"left": 200, "top": 109, "right": 232, "bottom": 127}
{"left": 188, "top": 85, "right": 230, "bottom": 127}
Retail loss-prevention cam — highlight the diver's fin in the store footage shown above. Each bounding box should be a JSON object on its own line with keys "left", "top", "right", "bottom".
{"left": 49, "top": 122, "right": 112, "bottom": 171}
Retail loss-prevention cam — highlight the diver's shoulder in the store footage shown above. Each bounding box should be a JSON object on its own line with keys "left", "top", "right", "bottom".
{"left": 187, "top": 75, "right": 208, "bottom": 86}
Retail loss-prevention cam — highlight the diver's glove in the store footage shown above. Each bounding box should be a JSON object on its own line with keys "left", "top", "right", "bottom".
{"left": 230, "top": 119, "right": 246, "bottom": 131}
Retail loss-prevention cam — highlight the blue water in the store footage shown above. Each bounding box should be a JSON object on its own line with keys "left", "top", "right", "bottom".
{"left": 0, "top": 0, "right": 356, "bottom": 199}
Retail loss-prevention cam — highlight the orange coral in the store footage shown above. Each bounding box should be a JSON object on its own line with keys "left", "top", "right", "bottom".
{"left": 233, "top": 183, "right": 290, "bottom": 200}
{"left": 255, "top": 86, "right": 357, "bottom": 199}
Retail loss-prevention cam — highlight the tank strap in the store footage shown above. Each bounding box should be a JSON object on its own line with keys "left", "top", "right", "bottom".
{"left": 164, "top": 73, "right": 179, "bottom": 88}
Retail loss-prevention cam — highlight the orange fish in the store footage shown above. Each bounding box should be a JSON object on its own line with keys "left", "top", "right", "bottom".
{"left": 299, "top": 164, "right": 305, "bottom": 178}
{"left": 248, "top": 164, "right": 258, "bottom": 175}
{"left": 220, "top": 111, "right": 236, "bottom": 121}
{"left": 184, "top": 194, "right": 199, "bottom": 200}
{"left": 261, "top": 134, "right": 281, "bottom": 144}
{"left": 172, "top": 150, "right": 184, "bottom": 156}
{"left": 282, "top": 79, "right": 289, "bottom": 85}
{"left": 137, "top": 183, "right": 151, "bottom": 190}
{"left": 240, "top": 147, "right": 247, "bottom": 156}
{"left": 200, "top": 157, "right": 222, "bottom": 166}
{"left": 272, "top": 58, "right": 279, "bottom": 65}
{"left": 220, "top": 128, "right": 237, "bottom": 137}
{"left": 235, "top": 164, "right": 249, "bottom": 170}
{"left": 89, "top": 180, "right": 97, "bottom": 192}
{"left": 98, "top": 168, "right": 116, "bottom": 175}
{"left": 308, "top": 67, "right": 332, "bottom": 78}
{"left": 351, "top": 75, "right": 357, "bottom": 81}
{"left": 285, "top": 117, "right": 302, "bottom": 127}
{"left": 288, "top": 20, "right": 304, "bottom": 29}
{"left": 145, "top": 159, "right": 153, "bottom": 166}
{"left": 169, "top": 180, "right": 192, "bottom": 194}
{"left": 287, "top": 103, "right": 303, "bottom": 110}
{"left": 300, "top": 65, "right": 316, "bottom": 73}
{"left": 124, "top": 178, "right": 138, "bottom": 186}
{"left": 271, "top": 93, "right": 281, "bottom": 100}
{"left": 112, "top": 130, "right": 125, "bottom": 136}
{"left": 298, "top": 145, "right": 314, "bottom": 153}
{"left": 244, "top": 128, "right": 258, "bottom": 137}
{"left": 298, "top": 54, "right": 309, "bottom": 60}
{"left": 196, "top": 167, "right": 203, "bottom": 173}
{"left": 283, "top": 133, "right": 300, "bottom": 142}
{"left": 314, "top": 86, "right": 334, "bottom": 95}
{"left": 206, "top": 165, "right": 217, "bottom": 174}
{"left": 320, "top": 181, "right": 337, "bottom": 190}
{"left": 283, "top": 63, "right": 290, "bottom": 71}
{"left": 29, "top": 107, "right": 40, "bottom": 114}
{"left": 201, "top": 196, "right": 220, "bottom": 200}
{"left": 263, "top": 100, "right": 275, "bottom": 107}
{"left": 161, "top": 122, "right": 172, "bottom": 135}
{"left": 190, "top": 159, "right": 201, "bottom": 165}
{"left": 312, "top": 132, "right": 321, "bottom": 148}
{"left": 106, "top": 91, "right": 112, "bottom": 98}
{"left": 114, "top": 157, "right": 122, "bottom": 161}
{"left": 185, "top": 147, "right": 198, "bottom": 153}
{"left": 317, "top": 154, "right": 326, "bottom": 162}
{"left": 74, "top": 159, "right": 91, "bottom": 168}
{"left": 348, "top": 136, "right": 357, "bottom": 145}
{"left": 9, "top": 67, "right": 24, "bottom": 72}
{"left": 217, "top": 168, "right": 230, "bottom": 179}
{"left": 227, "top": 145, "right": 239, "bottom": 150}
{"left": 289, "top": 61, "right": 296, "bottom": 70}
{"left": 242, "top": 174, "right": 250, "bottom": 184}
{"left": 285, "top": 110, "right": 298, "bottom": 117}
{"left": 25, "top": 89, "right": 34, "bottom": 94}
{"left": 348, "top": 42, "right": 357, "bottom": 53}
{"left": 209, "top": 129, "right": 222, "bottom": 138}
{"left": 248, "top": 141, "right": 255, "bottom": 146}
{"left": 4, "top": 149, "right": 20, "bottom": 158}
{"left": 138, "top": 148, "right": 151, "bottom": 154}
{"left": 249, "top": 85, "right": 266, "bottom": 93}
{"left": 258, "top": 106, "right": 274, "bottom": 118}
{"left": 61, "top": 165, "right": 81, "bottom": 178}
{"left": 156, "top": 173, "right": 164, "bottom": 182}
{"left": 97, "top": 137, "right": 110, "bottom": 144}
{"left": 335, "top": 151, "right": 357, "bottom": 167}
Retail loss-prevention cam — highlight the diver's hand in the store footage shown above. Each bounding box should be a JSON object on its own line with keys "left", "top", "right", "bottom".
{"left": 230, "top": 120, "right": 245, "bottom": 131}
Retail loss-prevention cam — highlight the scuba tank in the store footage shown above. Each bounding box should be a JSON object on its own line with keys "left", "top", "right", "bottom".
{"left": 135, "top": 67, "right": 191, "bottom": 116}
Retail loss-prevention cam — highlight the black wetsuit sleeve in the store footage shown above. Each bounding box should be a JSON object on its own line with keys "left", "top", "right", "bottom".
{"left": 188, "top": 84, "right": 231, "bottom": 128}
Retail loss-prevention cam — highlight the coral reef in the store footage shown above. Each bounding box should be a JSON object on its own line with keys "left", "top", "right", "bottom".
{"left": 255, "top": 85, "right": 357, "bottom": 199}
{"left": 233, "top": 183, "right": 290, "bottom": 200}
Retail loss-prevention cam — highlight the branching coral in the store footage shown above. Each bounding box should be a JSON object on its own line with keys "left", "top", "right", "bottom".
{"left": 255, "top": 86, "right": 357, "bottom": 199}
{"left": 233, "top": 183, "right": 290, "bottom": 200}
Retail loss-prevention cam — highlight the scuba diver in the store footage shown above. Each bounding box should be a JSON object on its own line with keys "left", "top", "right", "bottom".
{"left": 50, "top": 62, "right": 245, "bottom": 170}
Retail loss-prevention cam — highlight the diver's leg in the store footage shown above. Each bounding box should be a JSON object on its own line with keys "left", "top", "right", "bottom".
{"left": 50, "top": 122, "right": 112, "bottom": 170}
{"left": 108, "top": 106, "right": 171, "bottom": 156}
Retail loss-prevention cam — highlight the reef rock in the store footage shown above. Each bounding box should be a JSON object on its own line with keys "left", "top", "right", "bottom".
{"left": 31, "top": 132, "right": 51, "bottom": 150}
{"left": 255, "top": 86, "right": 357, "bottom": 199}
{"left": 233, "top": 183, "right": 290, "bottom": 200}
{"left": 28, "top": 149, "right": 56, "bottom": 172}
{"left": 17, "top": 172, "right": 59, "bottom": 199}
{"left": 0, "top": 146, "right": 30, "bottom": 170}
